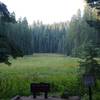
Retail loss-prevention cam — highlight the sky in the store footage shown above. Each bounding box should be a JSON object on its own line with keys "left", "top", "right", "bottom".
{"left": 1, "top": 0, "right": 85, "bottom": 24}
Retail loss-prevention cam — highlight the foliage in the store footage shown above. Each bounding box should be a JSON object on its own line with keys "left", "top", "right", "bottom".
{"left": 0, "top": 2, "right": 23, "bottom": 65}
{"left": 0, "top": 54, "right": 81, "bottom": 98}
{"left": 79, "top": 41, "right": 100, "bottom": 78}
{"left": 85, "top": 0, "right": 99, "bottom": 3}
{"left": 0, "top": 2, "right": 100, "bottom": 59}
{"left": 85, "top": 0, "right": 100, "bottom": 45}
{"left": 82, "top": 93, "right": 100, "bottom": 100}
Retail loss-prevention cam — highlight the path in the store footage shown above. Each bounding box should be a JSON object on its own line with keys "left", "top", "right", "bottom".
{"left": 11, "top": 95, "right": 80, "bottom": 100}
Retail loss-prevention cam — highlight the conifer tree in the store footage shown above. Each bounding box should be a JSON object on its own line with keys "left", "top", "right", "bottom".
{"left": 79, "top": 41, "right": 100, "bottom": 79}
{"left": 0, "top": 2, "right": 23, "bottom": 65}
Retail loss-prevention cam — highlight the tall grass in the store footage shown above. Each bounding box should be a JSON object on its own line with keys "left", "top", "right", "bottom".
{"left": 0, "top": 54, "right": 99, "bottom": 99}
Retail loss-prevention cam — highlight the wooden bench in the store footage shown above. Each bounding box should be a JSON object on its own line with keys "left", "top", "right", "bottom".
{"left": 31, "top": 83, "right": 50, "bottom": 99}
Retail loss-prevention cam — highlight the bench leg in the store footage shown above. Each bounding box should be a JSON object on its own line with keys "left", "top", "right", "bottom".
{"left": 45, "top": 92, "right": 48, "bottom": 99}
{"left": 33, "top": 92, "right": 36, "bottom": 98}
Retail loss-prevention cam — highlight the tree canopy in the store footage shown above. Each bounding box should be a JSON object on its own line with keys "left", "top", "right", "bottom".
{"left": 0, "top": 1, "right": 100, "bottom": 65}
{"left": 0, "top": 2, "right": 23, "bottom": 65}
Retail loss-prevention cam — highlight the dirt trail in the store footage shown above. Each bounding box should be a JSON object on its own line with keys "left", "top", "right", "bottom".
{"left": 11, "top": 95, "right": 80, "bottom": 100}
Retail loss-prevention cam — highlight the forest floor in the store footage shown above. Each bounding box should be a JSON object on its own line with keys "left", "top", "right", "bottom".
{"left": 11, "top": 95, "right": 80, "bottom": 100}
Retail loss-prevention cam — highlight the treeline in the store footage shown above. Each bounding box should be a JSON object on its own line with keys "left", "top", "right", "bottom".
{"left": 0, "top": 8, "right": 100, "bottom": 56}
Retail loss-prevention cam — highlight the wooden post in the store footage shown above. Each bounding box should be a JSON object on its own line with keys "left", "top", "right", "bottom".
{"left": 89, "top": 86, "right": 92, "bottom": 100}
{"left": 33, "top": 92, "right": 36, "bottom": 98}
{"left": 45, "top": 92, "right": 48, "bottom": 99}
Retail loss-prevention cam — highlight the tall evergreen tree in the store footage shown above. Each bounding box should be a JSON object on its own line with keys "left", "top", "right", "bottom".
{"left": 0, "top": 2, "right": 23, "bottom": 65}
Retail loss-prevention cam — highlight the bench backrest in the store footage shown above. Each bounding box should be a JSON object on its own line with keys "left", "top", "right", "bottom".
{"left": 31, "top": 83, "right": 50, "bottom": 92}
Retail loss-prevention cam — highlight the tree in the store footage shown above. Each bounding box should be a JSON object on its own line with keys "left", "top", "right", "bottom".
{"left": 0, "top": 2, "right": 23, "bottom": 65}
{"left": 79, "top": 41, "right": 100, "bottom": 79}
{"left": 84, "top": 0, "right": 100, "bottom": 56}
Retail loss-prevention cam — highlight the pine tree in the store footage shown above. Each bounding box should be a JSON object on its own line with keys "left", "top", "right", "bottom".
{"left": 0, "top": 2, "right": 23, "bottom": 65}
{"left": 79, "top": 41, "right": 100, "bottom": 79}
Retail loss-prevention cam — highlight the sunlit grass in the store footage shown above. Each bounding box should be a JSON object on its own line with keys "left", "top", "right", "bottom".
{"left": 0, "top": 54, "right": 99, "bottom": 99}
{"left": 0, "top": 54, "right": 79, "bottom": 76}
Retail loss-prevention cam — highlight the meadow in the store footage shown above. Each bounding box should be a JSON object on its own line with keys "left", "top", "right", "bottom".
{"left": 0, "top": 54, "right": 99, "bottom": 99}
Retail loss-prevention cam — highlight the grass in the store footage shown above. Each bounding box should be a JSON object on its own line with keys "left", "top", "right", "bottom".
{"left": 0, "top": 54, "right": 79, "bottom": 76}
{"left": 0, "top": 53, "right": 99, "bottom": 99}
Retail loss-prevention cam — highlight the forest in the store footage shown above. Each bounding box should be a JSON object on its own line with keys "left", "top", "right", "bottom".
{"left": 0, "top": 7, "right": 100, "bottom": 57}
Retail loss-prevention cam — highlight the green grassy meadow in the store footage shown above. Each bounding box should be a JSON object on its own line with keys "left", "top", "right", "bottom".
{"left": 0, "top": 54, "right": 99, "bottom": 99}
